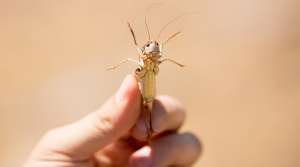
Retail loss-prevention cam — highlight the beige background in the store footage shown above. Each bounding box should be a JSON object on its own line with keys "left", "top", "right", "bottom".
{"left": 0, "top": 0, "right": 299, "bottom": 166}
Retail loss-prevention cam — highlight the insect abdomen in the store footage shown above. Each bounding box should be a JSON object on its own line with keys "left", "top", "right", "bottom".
{"left": 139, "top": 70, "right": 155, "bottom": 101}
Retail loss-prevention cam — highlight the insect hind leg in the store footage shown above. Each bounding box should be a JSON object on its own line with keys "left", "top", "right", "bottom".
{"left": 145, "top": 100, "right": 155, "bottom": 139}
{"left": 141, "top": 99, "right": 152, "bottom": 142}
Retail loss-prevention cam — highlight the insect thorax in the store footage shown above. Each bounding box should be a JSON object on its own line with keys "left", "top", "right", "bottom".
{"left": 135, "top": 54, "right": 159, "bottom": 78}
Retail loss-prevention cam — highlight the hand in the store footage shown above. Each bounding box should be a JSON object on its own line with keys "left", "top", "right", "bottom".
{"left": 23, "top": 75, "right": 202, "bottom": 167}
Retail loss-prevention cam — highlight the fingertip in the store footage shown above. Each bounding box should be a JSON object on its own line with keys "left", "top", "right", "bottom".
{"left": 180, "top": 132, "right": 202, "bottom": 161}
{"left": 129, "top": 146, "right": 153, "bottom": 167}
{"left": 100, "top": 74, "right": 141, "bottom": 136}
{"left": 116, "top": 74, "right": 140, "bottom": 104}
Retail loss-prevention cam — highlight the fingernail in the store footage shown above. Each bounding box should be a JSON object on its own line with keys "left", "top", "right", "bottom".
{"left": 116, "top": 75, "right": 132, "bottom": 103}
{"left": 136, "top": 115, "right": 147, "bottom": 133}
{"left": 134, "top": 146, "right": 153, "bottom": 167}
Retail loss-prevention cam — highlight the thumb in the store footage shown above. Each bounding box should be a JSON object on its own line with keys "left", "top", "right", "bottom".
{"left": 33, "top": 75, "right": 141, "bottom": 159}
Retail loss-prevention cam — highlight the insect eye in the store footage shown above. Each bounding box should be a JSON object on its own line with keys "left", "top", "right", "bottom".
{"left": 135, "top": 68, "right": 141, "bottom": 74}
{"left": 146, "top": 42, "right": 150, "bottom": 47}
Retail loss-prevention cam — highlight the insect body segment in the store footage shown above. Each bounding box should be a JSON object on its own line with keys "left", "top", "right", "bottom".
{"left": 107, "top": 22, "right": 185, "bottom": 142}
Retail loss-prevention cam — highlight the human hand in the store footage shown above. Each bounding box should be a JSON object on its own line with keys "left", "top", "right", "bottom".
{"left": 23, "top": 75, "right": 201, "bottom": 167}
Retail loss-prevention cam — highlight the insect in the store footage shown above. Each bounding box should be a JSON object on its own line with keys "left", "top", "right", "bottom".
{"left": 108, "top": 4, "right": 197, "bottom": 142}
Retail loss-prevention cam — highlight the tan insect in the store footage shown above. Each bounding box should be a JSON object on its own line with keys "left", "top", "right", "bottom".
{"left": 108, "top": 4, "right": 197, "bottom": 142}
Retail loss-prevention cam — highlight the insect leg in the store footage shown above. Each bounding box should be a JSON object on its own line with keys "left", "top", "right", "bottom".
{"left": 141, "top": 99, "right": 151, "bottom": 142}
{"left": 107, "top": 58, "right": 139, "bottom": 70}
{"left": 159, "top": 31, "right": 181, "bottom": 58}
{"left": 144, "top": 100, "right": 154, "bottom": 137}
{"left": 127, "top": 22, "right": 142, "bottom": 56}
{"left": 148, "top": 103, "right": 154, "bottom": 136}
{"left": 162, "top": 30, "right": 181, "bottom": 46}
{"left": 157, "top": 58, "right": 186, "bottom": 67}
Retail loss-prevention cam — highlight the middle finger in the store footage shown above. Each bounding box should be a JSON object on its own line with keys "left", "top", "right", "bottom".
{"left": 131, "top": 95, "right": 185, "bottom": 140}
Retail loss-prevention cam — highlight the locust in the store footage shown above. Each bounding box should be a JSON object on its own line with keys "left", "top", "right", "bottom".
{"left": 108, "top": 5, "right": 197, "bottom": 142}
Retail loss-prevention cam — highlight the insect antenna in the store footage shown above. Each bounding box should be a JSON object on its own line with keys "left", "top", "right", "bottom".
{"left": 145, "top": 3, "right": 163, "bottom": 41}
{"left": 157, "top": 12, "right": 200, "bottom": 41}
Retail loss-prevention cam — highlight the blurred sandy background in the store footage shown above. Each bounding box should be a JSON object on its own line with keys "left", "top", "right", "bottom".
{"left": 0, "top": 0, "right": 299, "bottom": 166}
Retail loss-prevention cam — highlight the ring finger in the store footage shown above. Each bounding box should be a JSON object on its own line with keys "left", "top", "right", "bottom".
{"left": 128, "top": 132, "right": 202, "bottom": 167}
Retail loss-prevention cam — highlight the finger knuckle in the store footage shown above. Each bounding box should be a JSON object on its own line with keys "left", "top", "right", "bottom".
{"left": 88, "top": 113, "right": 118, "bottom": 140}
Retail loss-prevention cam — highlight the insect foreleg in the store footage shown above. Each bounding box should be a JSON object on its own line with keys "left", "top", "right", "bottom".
{"left": 127, "top": 22, "right": 138, "bottom": 46}
{"left": 159, "top": 31, "right": 181, "bottom": 58}
{"left": 107, "top": 58, "right": 139, "bottom": 70}
{"left": 127, "top": 22, "right": 142, "bottom": 57}
{"left": 162, "top": 30, "right": 181, "bottom": 46}
{"left": 157, "top": 58, "right": 186, "bottom": 67}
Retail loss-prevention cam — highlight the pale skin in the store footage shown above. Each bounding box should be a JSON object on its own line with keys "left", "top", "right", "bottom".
{"left": 23, "top": 75, "right": 202, "bottom": 167}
